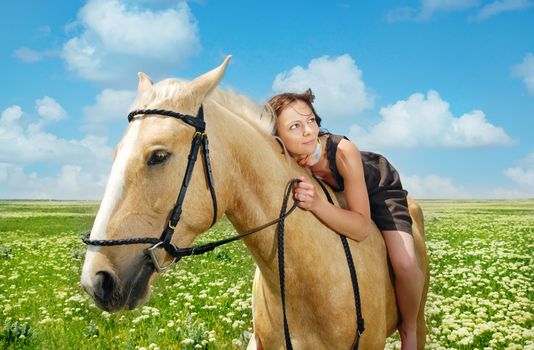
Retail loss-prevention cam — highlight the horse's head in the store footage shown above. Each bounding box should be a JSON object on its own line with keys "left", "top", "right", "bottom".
{"left": 81, "top": 57, "right": 231, "bottom": 312}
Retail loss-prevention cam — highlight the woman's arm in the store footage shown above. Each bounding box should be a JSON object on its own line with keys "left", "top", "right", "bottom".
{"left": 293, "top": 140, "right": 371, "bottom": 241}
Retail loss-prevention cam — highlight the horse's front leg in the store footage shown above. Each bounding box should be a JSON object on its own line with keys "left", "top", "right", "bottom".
{"left": 246, "top": 332, "right": 264, "bottom": 350}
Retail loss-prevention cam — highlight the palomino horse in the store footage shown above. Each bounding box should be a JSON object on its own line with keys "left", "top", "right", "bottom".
{"left": 81, "top": 57, "right": 429, "bottom": 349}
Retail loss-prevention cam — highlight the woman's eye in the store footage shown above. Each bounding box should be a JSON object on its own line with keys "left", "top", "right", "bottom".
{"left": 308, "top": 117, "right": 316, "bottom": 123}
{"left": 289, "top": 124, "right": 299, "bottom": 130}
{"left": 147, "top": 150, "right": 171, "bottom": 166}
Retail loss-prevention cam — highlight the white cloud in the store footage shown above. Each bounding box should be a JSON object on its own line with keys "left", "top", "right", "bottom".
{"left": 420, "top": 0, "right": 480, "bottom": 19}
{"left": 349, "top": 90, "right": 515, "bottom": 150}
{"left": 0, "top": 102, "right": 113, "bottom": 199}
{"left": 13, "top": 47, "right": 58, "bottom": 63}
{"left": 489, "top": 187, "right": 534, "bottom": 198}
{"left": 36, "top": 96, "right": 67, "bottom": 122}
{"left": 0, "top": 106, "right": 25, "bottom": 145}
{"left": 503, "top": 151, "right": 534, "bottom": 187}
{"left": 82, "top": 89, "right": 137, "bottom": 135}
{"left": 387, "top": 0, "right": 479, "bottom": 21}
{"left": 0, "top": 103, "right": 110, "bottom": 165}
{"left": 517, "top": 151, "right": 534, "bottom": 167}
{"left": 1, "top": 106, "right": 24, "bottom": 124}
{"left": 488, "top": 151, "right": 534, "bottom": 198}
{"left": 38, "top": 25, "right": 52, "bottom": 35}
{"left": 387, "top": 0, "right": 533, "bottom": 21}
{"left": 0, "top": 163, "right": 107, "bottom": 200}
{"left": 386, "top": 7, "right": 419, "bottom": 22}
{"left": 62, "top": 0, "right": 200, "bottom": 84}
{"left": 504, "top": 167, "right": 534, "bottom": 187}
{"left": 272, "top": 54, "right": 374, "bottom": 119}
{"left": 476, "top": 0, "right": 534, "bottom": 20}
{"left": 512, "top": 53, "right": 534, "bottom": 95}
{"left": 402, "top": 173, "right": 470, "bottom": 199}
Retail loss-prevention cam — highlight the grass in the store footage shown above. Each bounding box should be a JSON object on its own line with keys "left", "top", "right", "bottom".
{"left": 0, "top": 200, "right": 533, "bottom": 349}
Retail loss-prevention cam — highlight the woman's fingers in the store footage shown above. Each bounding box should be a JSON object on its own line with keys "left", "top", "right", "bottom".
{"left": 293, "top": 178, "right": 317, "bottom": 210}
{"left": 296, "top": 183, "right": 315, "bottom": 195}
{"left": 297, "top": 177, "right": 313, "bottom": 189}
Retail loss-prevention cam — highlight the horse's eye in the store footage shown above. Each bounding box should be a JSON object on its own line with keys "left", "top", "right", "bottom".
{"left": 147, "top": 150, "right": 171, "bottom": 166}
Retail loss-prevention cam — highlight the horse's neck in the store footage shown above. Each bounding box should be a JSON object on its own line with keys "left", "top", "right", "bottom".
{"left": 210, "top": 106, "right": 328, "bottom": 288}
{"left": 227, "top": 133, "right": 293, "bottom": 225}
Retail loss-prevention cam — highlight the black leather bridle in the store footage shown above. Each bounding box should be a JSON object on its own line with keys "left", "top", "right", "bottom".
{"left": 82, "top": 106, "right": 299, "bottom": 272}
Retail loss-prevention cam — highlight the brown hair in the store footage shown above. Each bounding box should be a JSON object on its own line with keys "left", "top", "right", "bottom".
{"left": 267, "top": 89, "right": 322, "bottom": 128}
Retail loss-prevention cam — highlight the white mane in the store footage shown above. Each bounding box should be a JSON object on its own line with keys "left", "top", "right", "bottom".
{"left": 131, "top": 78, "right": 276, "bottom": 135}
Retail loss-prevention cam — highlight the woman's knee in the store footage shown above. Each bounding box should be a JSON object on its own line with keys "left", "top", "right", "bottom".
{"left": 390, "top": 254, "right": 419, "bottom": 278}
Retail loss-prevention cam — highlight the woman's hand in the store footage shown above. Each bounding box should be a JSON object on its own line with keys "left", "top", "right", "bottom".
{"left": 293, "top": 176, "right": 321, "bottom": 211}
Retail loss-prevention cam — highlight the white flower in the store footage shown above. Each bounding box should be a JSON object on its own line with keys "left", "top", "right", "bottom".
{"left": 181, "top": 338, "right": 194, "bottom": 345}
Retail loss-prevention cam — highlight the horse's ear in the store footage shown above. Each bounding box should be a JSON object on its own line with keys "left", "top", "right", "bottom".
{"left": 187, "top": 55, "right": 232, "bottom": 105}
{"left": 137, "top": 72, "right": 153, "bottom": 93}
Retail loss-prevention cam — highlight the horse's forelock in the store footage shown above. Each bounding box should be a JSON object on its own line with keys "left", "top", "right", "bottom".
{"left": 130, "top": 78, "right": 188, "bottom": 110}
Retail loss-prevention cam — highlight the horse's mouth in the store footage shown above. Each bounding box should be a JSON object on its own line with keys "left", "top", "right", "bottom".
{"left": 90, "top": 259, "right": 156, "bottom": 312}
{"left": 123, "top": 260, "right": 156, "bottom": 310}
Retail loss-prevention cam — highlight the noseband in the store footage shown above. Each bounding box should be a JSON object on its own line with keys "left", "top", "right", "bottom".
{"left": 82, "top": 106, "right": 299, "bottom": 272}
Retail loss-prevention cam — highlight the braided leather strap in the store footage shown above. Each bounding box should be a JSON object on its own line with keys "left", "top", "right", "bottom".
{"left": 127, "top": 108, "right": 206, "bottom": 131}
{"left": 82, "top": 233, "right": 160, "bottom": 246}
{"left": 314, "top": 177, "right": 365, "bottom": 350}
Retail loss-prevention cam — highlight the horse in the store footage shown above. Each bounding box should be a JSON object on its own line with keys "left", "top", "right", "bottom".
{"left": 80, "top": 56, "right": 429, "bottom": 349}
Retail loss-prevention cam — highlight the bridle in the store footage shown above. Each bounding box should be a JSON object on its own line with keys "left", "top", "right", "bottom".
{"left": 82, "top": 106, "right": 299, "bottom": 272}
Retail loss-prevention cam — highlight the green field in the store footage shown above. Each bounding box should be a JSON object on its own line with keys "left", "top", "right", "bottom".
{"left": 1, "top": 200, "right": 533, "bottom": 349}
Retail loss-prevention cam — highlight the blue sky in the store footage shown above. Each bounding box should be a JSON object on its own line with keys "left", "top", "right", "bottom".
{"left": 0, "top": 0, "right": 533, "bottom": 199}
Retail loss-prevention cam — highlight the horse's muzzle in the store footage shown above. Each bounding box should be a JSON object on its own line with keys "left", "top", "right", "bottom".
{"left": 82, "top": 263, "right": 155, "bottom": 312}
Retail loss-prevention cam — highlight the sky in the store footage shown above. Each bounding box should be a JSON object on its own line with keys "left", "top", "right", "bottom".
{"left": 0, "top": 0, "right": 533, "bottom": 200}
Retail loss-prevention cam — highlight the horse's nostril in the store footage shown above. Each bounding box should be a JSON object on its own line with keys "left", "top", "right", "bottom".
{"left": 94, "top": 271, "right": 116, "bottom": 302}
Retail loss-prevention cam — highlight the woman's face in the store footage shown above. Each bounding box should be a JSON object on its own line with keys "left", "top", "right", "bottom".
{"left": 276, "top": 100, "right": 320, "bottom": 159}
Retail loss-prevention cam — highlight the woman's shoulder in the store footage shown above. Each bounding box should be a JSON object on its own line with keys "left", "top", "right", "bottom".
{"left": 336, "top": 136, "right": 361, "bottom": 160}
{"left": 321, "top": 132, "right": 356, "bottom": 152}
{"left": 334, "top": 137, "right": 364, "bottom": 178}
{"left": 330, "top": 133, "right": 385, "bottom": 163}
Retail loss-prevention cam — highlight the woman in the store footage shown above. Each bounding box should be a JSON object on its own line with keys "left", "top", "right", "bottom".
{"left": 267, "top": 89, "right": 423, "bottom": 350}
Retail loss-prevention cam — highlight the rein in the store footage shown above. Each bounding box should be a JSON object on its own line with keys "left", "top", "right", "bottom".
{"left": 315, "top": 178, "right": 365, "bottom": 350}
{"left": 82, "top": 179, "right": 300, "bottom": 269}
{"left": 278, "top": 177, "right": 365, "bottom": 350}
